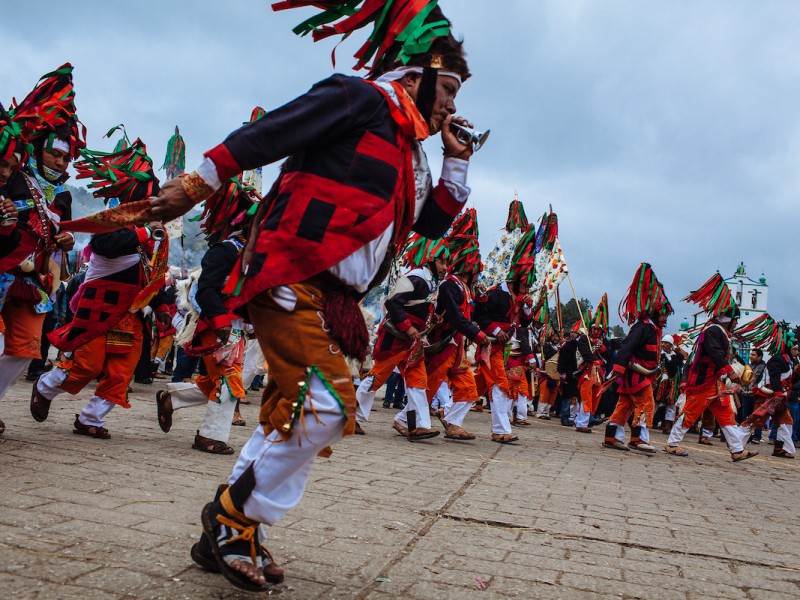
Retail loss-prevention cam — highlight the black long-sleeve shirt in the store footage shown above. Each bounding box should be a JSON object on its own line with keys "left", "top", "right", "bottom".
{"left": 196, "top": 240, "right": 240, "bottom": 321}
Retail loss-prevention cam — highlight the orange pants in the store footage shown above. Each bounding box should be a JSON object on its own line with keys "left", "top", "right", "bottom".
{"left": 538, "top": 376, "right": 559, "bottom": 405}
{"left": 57, "top": 320, "right": 144, "bottom": 407}
{"left": 507, "top": 366, "right": 530, "bottom": 400}
{"left": 1, "top": 300, "right": 46, "bottom": 359}
{"left": 368, "top": 350, "right": 427, "bottom": 391}
{"left": 426, "top": 349, "right": 478, "bottom": 403}
{"left": 681, "top": 380, "right": 737, "bottom": 428}
{"left": 152, "top": 334, "right": 174, "bottom": 361}
{"left": 609, "top": 385, "right": 655, "bottom": 428}
{"left": 475, "top": 347, "right": 510, "bottom": 396}
{"left": 579, "top": 376, "right": 602, "bottom": 415}
{"left": 194, "top": 331, "right": 245, "bottom": 402}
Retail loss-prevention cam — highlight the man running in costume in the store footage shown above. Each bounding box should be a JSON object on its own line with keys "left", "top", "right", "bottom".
{"left": 475, "top": 226, "right": 536, "bottom": 444}
{"left": 156, "top": 179, "right": 258, "bottom": 454}
{"left": 664, "top": 273, "right": 754, "bottom": 461}
{"left": 603, "top": 263, "right": 672, "bottom": 453}
{"left": 150, "top": 2, "right": 475, "bottom": 591}
{"left": 356, "top": 234, "right": 448, "bottom": 439}
{"left": 0, "top": 65, "right": 83, "bottom": 408}
{"left": 31, "top": 135, "right": 171, "bottom": 438}
{"left": 654, "top": 333, "right": 686, "bottom": 433}
{"left": 424, "top": 208, "right": 487, "bottom": 440}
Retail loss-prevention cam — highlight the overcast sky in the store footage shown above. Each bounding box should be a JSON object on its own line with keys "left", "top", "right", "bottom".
{"left": 4, "top": 1, "right": 798, "bottom": 328}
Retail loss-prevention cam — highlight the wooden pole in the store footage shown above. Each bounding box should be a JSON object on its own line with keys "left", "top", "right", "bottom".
{"left": 566, "top": 271, "right": 588, "bottom": 332}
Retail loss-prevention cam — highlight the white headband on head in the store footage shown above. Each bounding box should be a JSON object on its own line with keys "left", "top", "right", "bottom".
{"left": 51, "top": 139, "right": 70, "bottom": 153}
{"left": 375, "top": 65, "right": 462, "bottom": 84}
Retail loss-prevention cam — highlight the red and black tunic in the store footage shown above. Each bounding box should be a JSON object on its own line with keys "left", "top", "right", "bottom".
{"left": 203, "top": 75, "right": 463, "bottom": 305}
{"left": 685, "top": 323, "right": 733, "bottom": 393}
{"left": 611, "top": 319, "right": 662, "bottom": 394}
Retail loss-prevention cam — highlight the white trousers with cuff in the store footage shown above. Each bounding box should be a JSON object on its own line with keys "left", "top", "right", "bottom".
{"left": 490, "top": 384, "right": 513, "bottom": 435}
{"left": 394, "top": 386, "right": 432, "bottom": 430}
{"left": 168, "top": 381, "right": 237, "bottom": 442}
{"left": 229, "top": 372, "right": 346, "bottom": 525}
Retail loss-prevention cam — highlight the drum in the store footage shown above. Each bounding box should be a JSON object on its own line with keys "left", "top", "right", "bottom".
{"left": 544, "top": 354, "right": 560, "bottom": 381}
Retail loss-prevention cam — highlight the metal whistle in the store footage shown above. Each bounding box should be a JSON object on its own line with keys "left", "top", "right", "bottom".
{"left": 449, "top": 122, "right": 491, "bottom": 152}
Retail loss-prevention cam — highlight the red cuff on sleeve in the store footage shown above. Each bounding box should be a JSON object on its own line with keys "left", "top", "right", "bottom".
{"left": 395, "top": 318, "right": 412, "bottom": 333}
{"left": 156, "top": 304, "right": 170, "bottom": 315}
{"left": 204, "top": 144, "right": 242, "bottom": 182}
{"left": 207, "top": 314, "right": 232, "bottom": 331}
{"left": 612, "top": 364, "right": 626, "bottom": 375}
{"left": 719, "top": 364, "right": 734, "bottom": 377}
{"left": 135, "top": 227, "right": 150, "bottom": 245}
{"left": 433, "top": 182, "right": 464, "bottom": 218}
{"left": 473, "top": 331, "right": 487, "bottom": 345}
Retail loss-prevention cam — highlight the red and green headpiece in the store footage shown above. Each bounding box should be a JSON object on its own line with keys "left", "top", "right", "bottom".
{"left": 446, "top": 232, "right": 481, "bottom": 278}
{"left": 75, "top": 128, "right": 159, "bottom": 205}
{"left": 506, "top": 224, "right": 537, "bottom": 286}
{"left": 248, "top": 106, "right": 266, "bottom": 123}
{"left": 401, "top": 233, "right": 449, "bottom": 268}
{"left": 273, "top": 1, "right": 468, "bottom": 80}
{"left": 592, "top": 293, "right": 609, "bottom": 330}
{"left": 449, "top": 206, "right": 479, "bottom": 238}
{"left": 193, "top": 177, "right": 259, "bottom": 245}
{"left": 10, "top": 63, "right": 85, "bottom": 160}
{"left": 0, "top": 102, "right": 32, "bottom": 168}
{"left": 683, "top": 272, "right": 739, "bottom": 318}
{"left": 735, "top": 313, "right": 790, "bottom": 354}
{"left": 535, "top": 209, "right": 558, "bottom": 253}
{"left": 572, "top": 305, "right": 593, "bottom": 331}
{"left": 505, "top": 197, "right": 528, "bottom": 232}
{"left": 160, "top": 126, "right": 186, "bottom": 180}
{"left": 532, "top": 289, "right": 550, "bottom": 327}
{"left": 618, "top": 262, "right": 673, "bottom": 325}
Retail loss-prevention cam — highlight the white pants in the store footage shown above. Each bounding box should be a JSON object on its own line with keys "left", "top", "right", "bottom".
{"left": 229, "top": 372, "right": 346, "bottom": 525}
{"left": 667, "top": 413, "right": 750, "bottom": 454}
{"left": 79, "top": 395, "right": 117, "bottom": 427}
{"left": 241, "top": 340, "right": 267, "bottom": 390}
{"left": 776, "top": 423, "right": 796, "bottom": 455}
{"left": 394, "top": 386, "right": 431, "bottom": 430}
{"left": 355, "top": 374, "right": 376, "bottom": 423}
{"left": 537, "top": 401, "right": 551, "bottom": 417}
{"left": 431, "top": 382, "right": 452, "bottom": 413}
{"left": 490, "top": 384, "right": 513, "bottom": 435}
{"left": 444, "top": 400, "right": 472, "bottom": 427}
{"left": 664, "top": 404, "right": 677, "bottom": 422}
{"left": 0, "top": 355, "right": 31, "bottom": 400}
{"left": 514, "top": 396, "right": 528, "bottom": 420}
{"left": 168, "top": 381, "right": 238, "bottom": 442}
{"left": 575, "top": 401, "right": 591, "bottom": 429}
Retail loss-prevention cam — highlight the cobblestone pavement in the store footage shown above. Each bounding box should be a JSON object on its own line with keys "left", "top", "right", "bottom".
{"left": 1, "top": 378, "right": 798, "bottom": 599}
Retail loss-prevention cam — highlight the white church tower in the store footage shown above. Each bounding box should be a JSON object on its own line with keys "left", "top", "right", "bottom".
{"left": 687, "top": 262, "right": 768, "bottom": 331}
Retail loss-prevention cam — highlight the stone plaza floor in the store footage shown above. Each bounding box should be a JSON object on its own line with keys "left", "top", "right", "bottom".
{"left": 1, "top": 378, "right": 798, "bottom": 599}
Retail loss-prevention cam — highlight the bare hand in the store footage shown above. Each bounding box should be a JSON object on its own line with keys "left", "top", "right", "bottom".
{"left": 216, "top": 326, "right": 232, "bottom": 346}
{"left": 406, "top": 326, "right": 421, "bottom": 342}
{"left": 728, "top": 371, "right": 741, "bottom": 384}
{"left": 0, "top": 197, "right": 18, "bottom": 222}
{"left": 495, "top": 330, "right": 509, "bottom": 345}
{"left": 441, "top": 115, "right": 474, "bottom": 160}
{"left": 149, "top": 178, "right": 196, "bottom": 222}
{"left": 54, "top": 232, "right": 75, "bottom": 251}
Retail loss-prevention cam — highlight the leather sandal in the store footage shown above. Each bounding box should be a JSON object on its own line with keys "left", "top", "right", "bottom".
{"left": 491, "top": 433, "right": 519, "bottom": 444}
{"left": 155, "top": 390, "right": 173, "bottom": 433}
{"left": 731, "top": 450, "right": 758, "bottom": 462}
{"left": 231, "top": 413, "right": 247, "bottom": 427}
{"left": 30, "top": 381, "right": 53, "bottom": 423}
{"left": 193, "top": 431, "right": 234, "bottom": 455}
{"left": 392, "top": 422, "right": 409, "bottom": 437}
{"left": 408, "top": 427, "right": 440, "bottom": 442}
{"left": 628, "top": 441, "right": 657, "bottom": 454}
{"left": 354, "top": 422, "right": 366, "bottom": 435}
{"left": 698, "top": 437, "right": 714, "bottom": 446}
{"left": 72, "top": 415, "right": 111, "bottom": 439}
{"left": 602, "top": 439, "right": 630, "bottom": 451}
{"left": 444, "top": 424, "right": 476, "bottom": 440}
{"left": 663, "top": 444, "right": 688, "bottom": 457}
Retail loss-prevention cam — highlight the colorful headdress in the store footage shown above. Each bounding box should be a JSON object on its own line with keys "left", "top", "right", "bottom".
{"left": 592, "top": 293, "right": 609, "bottom": 330}
{"left": 535, "top": 209, "right": 558, "bottom": 254}
{"left": 273, "top": 1, "right": 468, "bottom": 79}
{"left": 446, "top": 230, "right": 481, "bottom": 277}
{"left": 401, "top": 232, "right": 449, "bottom": 268}
{"left": 75, "top": 128, "right": 159, "bottom": 205}
{"left": 248, "top": 106, "right": 266, "bottom": 123}
{"left": 735, "top": 313, "right": 790, "bottom": 355}
{"left": 505, "top": 196, "right": 528, "bottom": 232}
{"left": 683, "top": 272, "right": 739, "bottom": 318}
{"left": 0, "top": 102, "right": 32, "bottom": 168}
{"left": 572, "top": 305, "right": 593, "bottom": 332}
{"left": 10, "top": 63, "right": 85, "bottom": 159}
{"left": 449, "top": 206, "right": 478, "bottom": 239}
{"left": 531, "top": 289, "right": 550, "bottom": 328}
{"left": 160, "top": 126, "right": 186, "bottom": 180}
{"left": 506, "top": 224, "right": 537, "bottom": 286}
{"left": 618, "top": 263, "right": 673, "bottom": 325}
{"left": 194, "top": 177, "right": 259, "bottom": 245}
